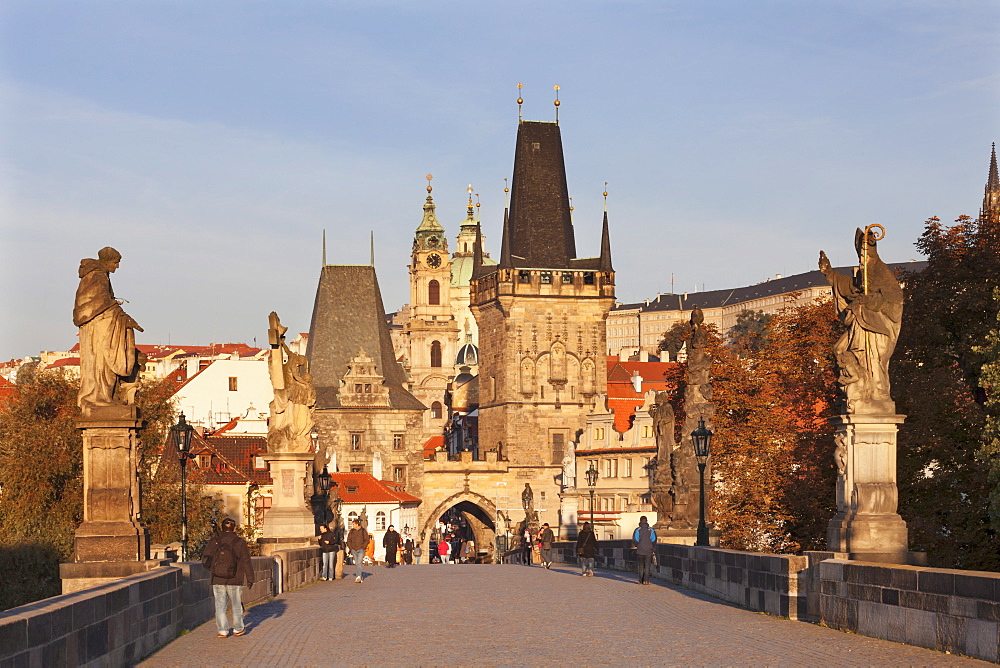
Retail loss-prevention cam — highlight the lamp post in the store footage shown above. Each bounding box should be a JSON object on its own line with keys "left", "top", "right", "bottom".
{"left": 691, "top": 417, "right": 714, "bottom": 547}
{"left": 170, "top": 413, "right": 195, "bottom": 561}
{"left": 585, "top": 463, "right": 600, "bottom": 530}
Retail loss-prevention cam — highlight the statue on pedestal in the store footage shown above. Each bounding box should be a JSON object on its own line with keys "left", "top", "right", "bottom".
{"left": 819, "top": 225, "right": 903, "bottom": 414}
{"left": 73, "top": 247, "right": 144, "bottom": 415}
{"left": 267, "top": 312, "right": 316, "bottom": 452}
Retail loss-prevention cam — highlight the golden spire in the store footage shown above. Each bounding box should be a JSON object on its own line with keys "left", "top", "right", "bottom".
{"left": 553, "top": 84, "right": 560, "bottom": 124}
{"left": 604, "top": 182, "right": 609, "bottom": 212}
{"left": 425, "top": 173, "right": 433, "bottom": 195}
{"left": 503, "top": 178, "right": 510, "bottom": 208}
{"left": 517, "top": 83, "right": 523, "bottom": 123}
{"left": 475, "top": 192, "right": 481, "bottom": 222}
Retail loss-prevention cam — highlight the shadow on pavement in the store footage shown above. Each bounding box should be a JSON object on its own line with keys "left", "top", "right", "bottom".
{"left": 246, "top": 598, "right": 288, "bottom": 628}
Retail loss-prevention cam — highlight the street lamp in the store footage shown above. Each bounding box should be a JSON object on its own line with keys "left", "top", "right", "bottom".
{"left": 691, "top": 417, "right": 714, "bottom": 546}
{"left": 585, "top": 463, "right": 600, "bottom": 530}
{"left": 170, "top": 413, "right": 195, "bottom": 561}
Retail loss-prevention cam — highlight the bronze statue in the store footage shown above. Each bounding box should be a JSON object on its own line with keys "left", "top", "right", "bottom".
{"left": 267, "top": 312, "right": 316, "bottom": 452}
{"left": 819, "top": 226, "right": 903, "bottom": 413}
{"left": 73, "top": 247, "right": 143, "bottom": 415}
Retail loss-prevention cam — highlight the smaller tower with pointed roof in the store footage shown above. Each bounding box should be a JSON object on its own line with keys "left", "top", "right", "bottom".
{"left": 981, "top": 143, "right": 1000, "bottom": 227}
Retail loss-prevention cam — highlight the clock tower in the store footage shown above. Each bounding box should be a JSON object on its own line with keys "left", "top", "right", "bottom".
{"left": 405, "top": 175, "right": 460, "bottom": 433}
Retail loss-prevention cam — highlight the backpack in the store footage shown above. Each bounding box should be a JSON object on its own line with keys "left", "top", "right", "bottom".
{"left": 206, "top": 538, "right": 237, "bottom": 579}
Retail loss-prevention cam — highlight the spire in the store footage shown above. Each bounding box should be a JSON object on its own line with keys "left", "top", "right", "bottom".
{"left": 417, "top": 173, "right": 444, "bottom": 232}
{"left": 600, "top": 211, "right": 613, "bottom": 272}
{"left": 982, "top": 142, "right": 1000, "bottom": 225}
{"left": 322, "top": 229, "right": 327, "bottom": 266}
{"left": 499, "top": 204, "right": 512, "bottom": 269}
{"left": 472, "top": 222, "right": 484, "bottom": 279}
{"left": 370, "top": 231, "right": 375, "bottom": 266}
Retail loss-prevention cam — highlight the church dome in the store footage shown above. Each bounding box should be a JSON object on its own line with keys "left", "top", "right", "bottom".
{"left": 456, "top": 342, "right": 479, "bottom": 367}
{"left": 450, "top": 254, "right": 498, "bottom": 288}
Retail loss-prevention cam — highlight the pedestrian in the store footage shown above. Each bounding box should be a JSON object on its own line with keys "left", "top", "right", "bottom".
{"left": 202, "top": 517, "right": 255, "bottom": 638}
{"left": 462, "top": 539, "right": 475, "bottom": 564}
{"left": 438, "top": 537, "right": 452, "bottom": 564}
{"left": 365, "top": 534, "right": 375, "bottom": 565}
{"left": 402, "top": 532, "right": 414, "bottom": 565}
{"left": 346, "top": 519, "right": 370, "bottom": 583}
{"left": 632, "top": 515, "right": 657, "bottom": 585}
{"left": 576, "top": 521, "right": 597, "bottom": 577}
{"left": 538, "top": 523, "right": 555, "bottom": 569}
{"left": 318, "top": 524, "right": 337, "bottom": 580}
{"left": 521, "top": 527, "right": 532, "bottom": 565}
{"left": 383, "top": 525, "right": 400, "bottom": 568}
{"left": 413, "top": 541, "right": 423, "bottom": 564}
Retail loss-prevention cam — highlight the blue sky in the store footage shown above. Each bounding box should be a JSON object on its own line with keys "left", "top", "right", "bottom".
{"left": 2, "top": 1, "right": 998, "bottom": 359}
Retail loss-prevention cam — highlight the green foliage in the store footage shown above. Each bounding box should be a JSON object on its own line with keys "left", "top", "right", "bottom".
{"left": 894, "top": 214, "right": 1000, "bottom": 570}
{"left": 658, "top": 322, "right": 690, "bottom": 362}
{"left": 0, "top": 543, "right": 63, "bottom": 610}
{"left": 711, "top": 298, "right": 838, "bottom": 553}
{"left": 975, "top": 288, "right": 1000, "bottom": 537}
{"left": 728, "top": 309, "right": 774, "bottom": 356}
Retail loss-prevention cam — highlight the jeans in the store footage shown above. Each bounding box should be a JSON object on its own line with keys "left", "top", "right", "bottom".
{"left": 580, "top": 557, "right": 595, "bottom": 575}
{"left": 637, "top": 553, "right": 653, "bottom": 583}
{"left": 213, "top": 584, "right": 244, "bottom": 634}
{"left": 351, "top": 549, "right": 365, "bottom": 579}
{"left": 415, "top": 555, "right": 421, "bottom": 564}
{"left": 321, "top": 551, "right": 336, "bottom": 579}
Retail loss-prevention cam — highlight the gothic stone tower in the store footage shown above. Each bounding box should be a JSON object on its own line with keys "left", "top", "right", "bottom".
{"left": 470, "top": 119, "right": 615, "bottom": 470}
{"left": 405, "top": 180, "right": 461, "bottom": 433}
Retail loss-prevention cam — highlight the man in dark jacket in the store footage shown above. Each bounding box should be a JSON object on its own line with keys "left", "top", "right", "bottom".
{"left": 576, "top": 521, "right": 597, "bottom": 577}
{"left": 538, "top": 523, "right": 555, "bottom": 569}
{"left": 202, "top": 517, "right": 255, "bottom": 637}
{"left": 383, "top": 525, "right": 400, "bottom": 568}
{"left": 632, "top": 516, "right": 657, "bottom": 585}
{"left": 346, "top": 519, "right": 369, "bottom": 583}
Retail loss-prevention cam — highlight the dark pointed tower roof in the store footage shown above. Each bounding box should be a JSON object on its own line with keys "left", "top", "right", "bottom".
{"left": 599, "top": 210, "right": 613, "bottom": 272}
{"left": 982, "top": 142, "right": 1000, "bottom": 225}
{"left": 507, "top": 121, "right": 577, "bottom": 268}
{"left": 306, "top": 265, "right": 424, "bottom": 410}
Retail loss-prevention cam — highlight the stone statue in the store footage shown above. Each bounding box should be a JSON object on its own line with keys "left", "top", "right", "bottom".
{"left": 267, "top": 311, "right": 316, "bottom": 452}
{"left": 521, "top": 483, "right": 534, "bottom": 513}
{"left": 561, "top": 449, "right": 576, "bottom": 490}
{"left": 819, "top": 227, "right": 903, "bottom": 414}
{"left": 73, "top": 247, "right": 144, "bottom": 415}
{"left": 649, "top": 392, "right": 675, "bottom": 472}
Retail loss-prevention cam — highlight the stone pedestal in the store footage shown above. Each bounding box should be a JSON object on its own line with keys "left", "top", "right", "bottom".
{"left": 61, "top": 407, "right": 154, "bottom": 593}
{"left": 559, "top": 492, "right": 579, "bottom": 539}
{"left": 826, "top": 413, "right": 919, "bottom": 564}
{"left": 259, "top": 452, "right": 316, "bottom": 551}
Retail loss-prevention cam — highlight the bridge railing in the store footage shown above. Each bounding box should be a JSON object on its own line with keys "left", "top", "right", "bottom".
{"left": 0, "top": 546, "right": 320, "bottom": 667}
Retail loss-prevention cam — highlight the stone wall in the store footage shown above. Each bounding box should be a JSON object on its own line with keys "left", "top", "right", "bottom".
{"left": 552, "top": 541, "right": 810, "bottom": 619}
{"left": 1, "top": 550, "right": 319, "bottom": 667}
{"left": 820, "top": 559, "right": 1000, "bottom": 663}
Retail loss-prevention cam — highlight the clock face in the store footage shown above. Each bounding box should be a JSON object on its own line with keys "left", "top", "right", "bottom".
{"left": 427, "top": 253, "right": 442, "bottom": 268}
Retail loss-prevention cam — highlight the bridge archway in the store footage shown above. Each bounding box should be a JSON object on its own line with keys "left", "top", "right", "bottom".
{"left": 420, "top": 491, "right": 497, "bottom": 562}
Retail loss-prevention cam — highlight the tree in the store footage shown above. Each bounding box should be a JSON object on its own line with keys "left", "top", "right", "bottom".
{"left": 658, "top": 322, "right": 691, "bottom": 362}
{"left": 893, "top": 214, "right": 1000, "bottom": 570}
{"left": 710, "top": 297, "right": 838, "bottom": 553}
{"left": 728, "top": 309, "right": 773, "bottom": 356}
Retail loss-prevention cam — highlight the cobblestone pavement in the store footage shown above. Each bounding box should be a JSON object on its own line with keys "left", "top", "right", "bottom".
{"left": 141, "top": 563, "right": 986, "bottom": 667}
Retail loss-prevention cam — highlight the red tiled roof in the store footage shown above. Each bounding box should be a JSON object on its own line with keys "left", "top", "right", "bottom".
{"left": 47, "top": 357, "right": 80, "bottom": 368}
{"left": 0, "top": 376, "right": 16, "bottom": 405}
{"left": 422, "top": 435, "right": 445, "bottom": 458}
{"left": 330, "top": 472, "right": 421, "bottom": 505}
{"left": 605, "top": 360, "right": 683, "bottom": 434}
{"left": 181, "top": 432, "right": 270, "bottom": 485}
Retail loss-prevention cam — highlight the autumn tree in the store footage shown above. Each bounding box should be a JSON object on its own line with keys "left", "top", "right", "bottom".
{"left": 728, "top": 309, "right": 773, "bottom": 357}
{"left": 893, "top": 215, "right": 1000, "bottom": 570}
{"left": 658, "top": 322, "right": 691, "bottom": 362}
{"left": 710, "top": 297, "right": 838, "bottom": 553}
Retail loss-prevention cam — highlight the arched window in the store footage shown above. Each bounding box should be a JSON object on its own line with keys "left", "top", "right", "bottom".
{"left": 431, "top": 401, "right": 442, "bottom": 419}
{"left": 428, "top": 279, "right": 440, "bottom": 305}
{"left": 348, "top": 511, "right": 359, "bottom": 526}
{"left": 430, "top": 341, "right": 442, "bottom": 367}
{"left": 376, "top": 511, "right": 386, "bottom": 531}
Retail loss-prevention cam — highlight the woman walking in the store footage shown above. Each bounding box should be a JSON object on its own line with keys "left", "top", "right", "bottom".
{"left": 576, "top": 521, "right": 597, "bottom": 577}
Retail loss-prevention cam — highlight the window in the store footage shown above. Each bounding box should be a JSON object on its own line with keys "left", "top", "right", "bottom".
{"left": 518, "top": 270, "right": 531, "bottom": 284}
{"left": 641, "top": 457, "right": 651, "bottom": 477}
{"left": 594, "top": 427, "right": 605, "bottom": 441}
{"left": 354, "top": 384, "right": 363, "bottom": 393}
{"left": 364, "top": 384, "right": 372, "bottom": 393}
{"left": 603, "top": 458, "right": 618, "bottom": 478}
{"left": 540, "top": 272, "right": 552, "bottom": 284}
{"left": 430, "top": 402, "right": 442, "bottom": 419}
{"left": 561, "top": 272, "right": 573, "bottom": 284}
{"left": 584, "top": 272, "right": 595, "bottom": 285}
{"left": 198, "top": 455, "right": 211, "bottom": 468}
{"left": 428, "top": 279, "right": 440, "bottom": 305}
{"left": 350, "top": 465, "right": 364, "bottom": 473}
{"left": 551, "top": 433, "right": 565, "bottom": 465}
{"left": 351, "top": 433, "right": 363, "bottom": 450}
{"left": 228, "top": 377, "right": 238, "bottom": 391}
{"left": 393, "top": 466, "right": 405, "bottom": 482}
{"left": 642, "top": 425, "right": 653, "bottom": 438}
{"left": 393, "top": 433, "right": 404, "bottom": 450}
{"left": 376, "top": 511, "right": 386, "bottom": 531}
{"left": 623, "top": 458, "right": 633, "bottom": 478}
{"left": 430, "top": 341, "right": 442, "bottom": 367}
{"left": 348, "top": 511, "right": 358, "bottom": 525}
{"left": 254, "top": 457, "right": 266, "bottom": 469}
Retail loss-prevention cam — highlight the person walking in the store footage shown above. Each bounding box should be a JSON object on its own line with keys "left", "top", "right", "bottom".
{"left": 402, "top": 533, "right": 414, "bottom": 565}
{"left": 202, "top": 517, "right": 255, "bottom": 638}
{"left": 521, "top": 527, "right": 532, "bottom": 565}
{"left": 438, "top": 537, "right": 452, "bottom": 564}
{"left": 576, "top": 521, "right": 597, "bottom": 577}
{"left": 538, "top": 523, "right": 555, "bottom": 569}
{"left": 632, "top": 515, "right": 657, "bottom": 585}
{"left": 383, "top": 525, "right": 401, "bottom": 568}
{"left": 346, "top": 519, "right": 370, "bottom": 583}
{"left": 318, "top": 524, "right": 338, "bottom": 581}
{"left": 413, "top": 540, "right": 423, "bottom": 564}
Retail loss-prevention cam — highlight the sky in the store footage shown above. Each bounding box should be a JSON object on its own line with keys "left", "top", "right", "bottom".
{"left": 2, "top": 1, "right": 999, "bottom": 360}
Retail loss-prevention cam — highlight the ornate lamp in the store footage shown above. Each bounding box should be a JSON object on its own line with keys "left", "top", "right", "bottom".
{"left": 170, "top": 413, "right": 196, "bottom": 561}
{"left": 691, "top": 418, "right": 713, "bottom": 546}
{"left": 585, "top": 463, "right": 600, "bottom": 530}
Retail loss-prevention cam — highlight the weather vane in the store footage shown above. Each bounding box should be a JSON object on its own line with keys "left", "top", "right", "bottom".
{"left": 503, "top": 178, "right": 510, "bottom": 208}
{"left": 553, "top": 84, "right": 560, "bottom": 123}
{"left": 603, "top": 181, "right": 609, "bottom": 211}
{"left": 517, "top": 83, "right": 523, "bottom": 123}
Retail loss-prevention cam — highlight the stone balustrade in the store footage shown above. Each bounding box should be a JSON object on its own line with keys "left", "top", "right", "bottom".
{"left": 0, "top": 548, "right": 319, "bottom": 667}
